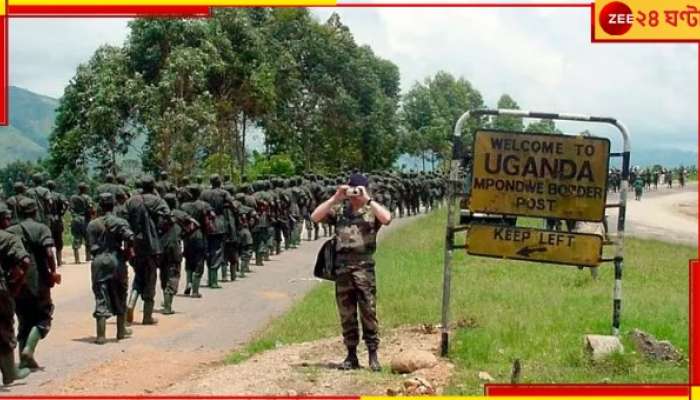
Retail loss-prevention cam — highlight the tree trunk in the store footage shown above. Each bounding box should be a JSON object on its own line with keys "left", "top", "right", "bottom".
{"left": 240, "top": 115, "right": 247, "bottom": 178}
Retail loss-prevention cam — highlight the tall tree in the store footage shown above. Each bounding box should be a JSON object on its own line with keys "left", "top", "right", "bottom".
{"left": 490, "top": 94, "right": 524, "bottom": 132}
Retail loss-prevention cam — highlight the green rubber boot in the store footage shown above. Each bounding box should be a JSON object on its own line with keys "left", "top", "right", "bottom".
{"left": 221, "top": 266, "right": 229, "bottom": 282}
{"left": 19, "top": 327, "right": 41, "bottom": 370}
{"left": 255, "top": 252, "right": 263, "bottom": 267}
{"left": 126, "top": 289, "right": 139, "bottom": 325}
{"left": 183, "top": 270, "right": 193, "bottom": 296}
{"left": 116, "top": 314, "right": 132, "bottom": 340}
{"left": 191, "top": 274, "right": 202, "bottom": 298}
{"left": 239, "top": 259, "right": 247, "bottom": 278}
{"left": 162, "top": 293, "right": 174, "bottom": 315}
{"left": 0, "top": 351, "right": 29, "bottom": 385}
{"left": 95, "top": 317, "right": 107, "bottom": 345}
{"left": 209, "top": 269, "right": 221, "bottom": 289}
{"left": 142, "top": 300, "right": 158, "bottom": 325}
{"left": 229, "top": 261, "right": 237, "bottom": 282}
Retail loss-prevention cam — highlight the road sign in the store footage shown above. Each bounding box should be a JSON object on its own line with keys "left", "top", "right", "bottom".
{"left": 470, "top": 130, "right": 610, "bottom": 221}
{"left": 466, "top": 224, "right": 603, "bottom": 267}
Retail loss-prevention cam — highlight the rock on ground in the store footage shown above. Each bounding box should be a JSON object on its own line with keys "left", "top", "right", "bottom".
{"left": 629, "top": 329, "right": 684, "bottom": 361}
{"left": 390, "top": 350, "right": 438, "bottom": 374}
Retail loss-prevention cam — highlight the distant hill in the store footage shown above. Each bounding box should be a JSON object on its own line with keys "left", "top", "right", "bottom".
{"left": 0, "top": 86, "right": 58, "bottom": 166}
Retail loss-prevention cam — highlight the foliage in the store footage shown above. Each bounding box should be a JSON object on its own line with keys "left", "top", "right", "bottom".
{"left": 48, "top": 10, "right": 402, "bottom": 180}
{"left": 247, "top": 151, "right": 295, "bottom": 179}
{"left": 400, "top": 71, "right": 484, "bottom": 170}
{"left": 227, "top": 210, "right": 690, "bottom": 386}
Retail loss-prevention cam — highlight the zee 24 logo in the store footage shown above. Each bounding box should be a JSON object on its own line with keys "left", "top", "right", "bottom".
{"left": 599, "top": 1, "right": 660, "bottom": 35}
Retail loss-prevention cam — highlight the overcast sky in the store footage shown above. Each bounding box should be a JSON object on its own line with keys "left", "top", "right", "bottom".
{"left": 9, "top": 8, "right": 698, "bottom": 152}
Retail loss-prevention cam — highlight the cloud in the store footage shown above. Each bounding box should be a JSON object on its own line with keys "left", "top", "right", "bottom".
{"left": 8, "top": 10, "right": 697, "bottom": 153}
{"left": 313, "top": 8, "right": 697, "bottom": 151}
{"left": 10, "top": 18, "right": 130, "bottom": 98}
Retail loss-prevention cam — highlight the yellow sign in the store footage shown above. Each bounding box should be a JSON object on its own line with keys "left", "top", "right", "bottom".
{"left": 470, "top": 130, "right": 610, "bottom": 222}
{"left": 593, "top": 0, "right": 700, "bottom": 41}
{"left": 466, "top": 225, "right": 603, "bottom": 267}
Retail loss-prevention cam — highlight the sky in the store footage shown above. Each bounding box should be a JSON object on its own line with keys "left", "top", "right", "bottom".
{"left": 8, "top": 8, "right": 698, "bottom": 155}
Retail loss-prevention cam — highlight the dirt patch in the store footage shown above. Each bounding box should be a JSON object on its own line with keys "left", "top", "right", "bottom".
{"left": 676, "top": 200, "right": 698, "bottom": 218}
{"left": 40, "top": 345, "right": 221, "bottom": 394}
{"left": 166, "top": 326, "right": 455, "bottom": 395}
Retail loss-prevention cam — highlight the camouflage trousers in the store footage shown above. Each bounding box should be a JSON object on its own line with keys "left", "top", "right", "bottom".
{"left": 184, "top": 237, "right": 206, "bottom": 277}
{"left": 91, "top": 253, "right": 128, "bottom": 318}
{"left": 71, "top": 217, "right": 89, "bottom": 251}
{"left": 334, "top": 264, "right": 379, "bottom": 350}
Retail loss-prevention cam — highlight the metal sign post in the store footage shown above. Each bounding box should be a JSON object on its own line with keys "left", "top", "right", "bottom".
{"left": 440, "top": 109, "right": 631, "bottom": 356}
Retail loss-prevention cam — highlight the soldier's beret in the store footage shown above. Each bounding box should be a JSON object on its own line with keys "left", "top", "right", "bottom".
{"left": 348, "top": 173, "right": 369, "bottom": 188}
{"left": 99, "top": 193, "right": 115, "bottom": 207}
{"left": 210, "top": 174, "right": 221, "bottom": 184}
{"left": 13, "top": 182, "right": 26, "bottom": 191}
{"left": 19, "top": 198, "right": 37, "bottom": 214}
{"left": 32, "top": 173, "right": 44, "bottom": 184}
{"left": 47, "top": 180, "right": 56, "bottom": 189}
{"left": 78, "top": 182, "right": 89, "bottom": 190}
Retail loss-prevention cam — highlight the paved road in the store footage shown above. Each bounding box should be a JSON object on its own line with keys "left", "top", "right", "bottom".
{"left": 606, "top": 182, "right": 697, "bottom": 246}
{"left": 5, "top": 212, "right": 426, "bottom": 395}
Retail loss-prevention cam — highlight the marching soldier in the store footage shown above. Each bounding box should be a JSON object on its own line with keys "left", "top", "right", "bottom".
{"left": 46, "top": 181, "right": 69, "bottom": 266}
{"left": 0, "top": 204, "right": 31, "bottom": 384}
{"left": 199, "top": 175, "right": 234, "bottom": 289}
{"left": 7, "top": 199, "right": 61, "bottom": 370}
{"left": 124, "top": 176, "right": 171, "bottom": 325}
{"left": 87, "top": 193, "right": 135, "bottom": 344}
{"left": 159, "top": 193, "right": 197, "bottom": 314}
{"left": 180, "top": 185, "right": 214, "bottom": 298}
{"left": 26, "top": 173, "right": 52, "bottom": 225}
{"left": 70, "top": 183, "right": 94, "bottom": 264}
{"left": 6, "top": 182, "right": 29, "bottom": 226}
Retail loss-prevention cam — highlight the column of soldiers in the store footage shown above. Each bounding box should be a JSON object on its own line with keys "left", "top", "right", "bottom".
{"left": 0, "top": 169, "right": 445, "bottom": 384}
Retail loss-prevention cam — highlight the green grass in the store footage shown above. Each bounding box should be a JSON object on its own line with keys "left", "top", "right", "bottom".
{"left": 226, "top": 208, "right": 692, "bottom": 391}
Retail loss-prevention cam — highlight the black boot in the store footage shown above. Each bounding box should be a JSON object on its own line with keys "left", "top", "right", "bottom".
{"left": 339, "top": 346, "right": 360, "bottom": 370}
{"left": 73, "top": 248, "right": 80, "bottom": 264}
{"left": 368, "top": 348, "right": 381, "bottom": 372}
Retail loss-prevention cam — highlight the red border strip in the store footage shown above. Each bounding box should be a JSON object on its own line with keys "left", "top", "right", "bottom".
{"left": 7, "top": 5, "right": 211, "bottom": 16}
{"left": 692, "top": 259, "right": 700, "bottom": 384}
{"left": 0, "top": 13, "right": 6, "bottom": 126}
{"left": 485, "top": 384, "right": 691, "bottom": 396}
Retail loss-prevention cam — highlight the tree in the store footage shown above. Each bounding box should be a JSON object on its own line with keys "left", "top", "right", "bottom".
{"left": 525, "top": 119, "right": 561, "bottom": 134}
{"left": 48, "top": 45, "right": 142, "bottom": 176}
{"left": 490, "top": 94, "right": 524, "bottom": 132}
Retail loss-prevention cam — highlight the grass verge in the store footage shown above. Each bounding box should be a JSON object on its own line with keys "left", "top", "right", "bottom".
{"left": 226, "top": 208, "right": 691, "bottom": 392}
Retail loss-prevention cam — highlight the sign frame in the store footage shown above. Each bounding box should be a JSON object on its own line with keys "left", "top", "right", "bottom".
{"left": 439, "top": 108, "right": 631, "bottom": 357}
{"left": 468, "top": 128, "right": 612, "bottom": 223}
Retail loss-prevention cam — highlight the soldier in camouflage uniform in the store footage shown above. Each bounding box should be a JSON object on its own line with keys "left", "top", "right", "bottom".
{"left": 234, "top": 189, "right": 255, "bottom": 278}
{"left": 124, "top": 176, "right": 171, "bottom": 325}
{"left": 46, "top": 181, "right": 68, "bottom": 266}
{"left": 6, "top": 182, "right": 29, "bottom": 226}
{"left": 180, "top": 185, "right": 214, "bottom": 298}
{"left": 199, "top": 175, "right": 234, "bottom": 289}
{"left": 222, "top": 177, "right": 239, "bottom": 282}
{"left": 159, "top": 193, "right": 197, "bottom": 314}
{"left": 252, "top": 181, "right": 271, "bottom": 266}
{"left": 311, "top": 173, "right": 392, "bottom": 372}
{"left": 26, "top": 173, "right": 52, "bottom": 225}
{"left": 87, "top": 193, "right": 135, "bottom": 344}
{"left": 0, "top": 204, "right": 31, "bottom": 384}
{"left": 70, "top": 183, "right": 94, "bottom": 264}
{"left": 156, "top": 171, "right": 176, "bottom": 198}
{"left": 7, "top": 198, "right": 61, "bottom": 370}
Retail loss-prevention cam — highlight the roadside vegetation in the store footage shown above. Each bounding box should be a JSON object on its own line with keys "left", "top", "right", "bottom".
{"left": 227, "top": 208, "right": 691, "bottom": 392}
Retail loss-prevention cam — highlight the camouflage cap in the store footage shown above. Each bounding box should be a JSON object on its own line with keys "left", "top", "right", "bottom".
{"left": 19, "top": 198, "right": 38, "bottom": 215}
{"left": 99, "top": 192, "right": 115, "bottom": 207}
{"left": 47, "top": 180, "right": 56, "bottom": 190}
{"left": 13, "top": 182, "right": 26, "bottom": 192}
{"left": 32, "top": 173, "right": 44, "bottom": 184}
